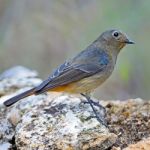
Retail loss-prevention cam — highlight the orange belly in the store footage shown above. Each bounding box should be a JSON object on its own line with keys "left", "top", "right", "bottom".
{"left": 49, "top": 84, "right": 73, "bottom": 92}
{"left": 48, "top": 73, "right": 109, "bottom": 94}
{"left": 49, "top": 82, "right": 82, "bottom": 93}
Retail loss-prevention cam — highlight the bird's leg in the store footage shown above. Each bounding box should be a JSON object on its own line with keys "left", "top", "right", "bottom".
{"left": 81, "top": 93, "right": 106, "bottom": 115}
{"left": 81, "top": 93, "right": 107, "bottom": 127}
{"left": 83, "top": 98, "right": 106, "bottom": 113}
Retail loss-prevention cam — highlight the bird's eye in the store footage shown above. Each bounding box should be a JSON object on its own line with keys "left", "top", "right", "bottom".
{"left": 113, "top": 31, "right": 119, "bottom": 37}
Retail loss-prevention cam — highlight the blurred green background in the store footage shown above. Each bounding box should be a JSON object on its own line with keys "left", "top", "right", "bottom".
{"left": 0, "top": 0, "right": 149, "bottom": 100}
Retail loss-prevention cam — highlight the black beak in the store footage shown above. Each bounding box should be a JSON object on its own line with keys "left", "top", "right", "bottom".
{"left": 124, "top": 39, "right": 135, "bottom": 44}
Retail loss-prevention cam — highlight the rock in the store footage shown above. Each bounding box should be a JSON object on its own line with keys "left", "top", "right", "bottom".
{"left": 0, "top": 66, "right": 43, "bottom": 149}
{"left": 0, "top": 66, "right": 43, "bottom": 119}
{"left": 0, "top": 66, "right": 38, "bottom": 80}
{"left": 15, "top": 93, "right": 116, "bottom": 150}
{"left": 0, "top": 142, "right": 12, "bottom": 150}
{"left": 106, "top": 99, "right": 150, "bottom": 149}
{"left": 0, "top": 66, "right": 42, "bottom": 96}
{"left": 0, "top": 119, "right": 14, "bottom": 149}
{"left": 111, "top": 147, "right": 121, "bottom": 150}
{"left": 123, "top": 137, "right": 150, "bottom": 150}
{"left": 6, "top": 93, "right": 47, "bottom": 126}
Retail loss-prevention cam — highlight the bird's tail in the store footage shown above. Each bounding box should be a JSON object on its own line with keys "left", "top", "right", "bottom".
{"left": 4, "top": 88, "right": 36, "bottom": 107}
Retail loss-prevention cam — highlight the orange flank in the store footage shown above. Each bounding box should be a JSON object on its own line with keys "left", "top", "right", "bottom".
{"left": 49, "top": 82, "right": 79, "bottom": 93}
{"left": 49, "top": 84, "right": 72, "bottom": 92}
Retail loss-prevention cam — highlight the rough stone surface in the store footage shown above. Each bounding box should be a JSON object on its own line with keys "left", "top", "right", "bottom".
{"left": 15, "top": 93, "right": 116, "bottom": 150}
{"left": 123, "top": 137, "right": 150, "bottom": 150}
{"left": 0, "top": 142, "right": 12, "bottom": 150}
{"left": 0, "top": 66, "right": 42, "bottom": 149}
{"left": 106, "top": 99, "right": 150, "bottom": 149}
{"left": 0, "top": 66, "right": 150, "bottom": 150}
{"left": 0, "top": 119, "right": 14, "bottom": 149}
{"left": 0, "top": 66, "right": 42, "bottom": 96}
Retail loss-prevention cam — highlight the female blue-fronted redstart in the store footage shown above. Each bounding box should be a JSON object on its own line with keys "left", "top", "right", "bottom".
{"left": 4, "top": 29, "right": 134, "bottom": 125}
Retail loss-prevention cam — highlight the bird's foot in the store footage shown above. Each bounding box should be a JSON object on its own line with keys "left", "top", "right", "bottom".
{"left": 81, "top": 93, "right": 107, "bottom": 127}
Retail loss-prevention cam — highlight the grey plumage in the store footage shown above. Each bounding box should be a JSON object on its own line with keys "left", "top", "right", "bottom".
{"left": 34, "top": 45, "right": 110, "bottom": 93}
{"left": 4, "top": 29, "right": 134, "bottom": 107}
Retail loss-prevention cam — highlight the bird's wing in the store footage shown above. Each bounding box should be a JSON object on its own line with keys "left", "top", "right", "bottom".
{"left": 35, "top": 48, "right": 110, "bottom": 93}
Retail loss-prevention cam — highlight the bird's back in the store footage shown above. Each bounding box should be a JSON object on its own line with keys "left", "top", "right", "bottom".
{"left": 53, "top": 45, "right": 116, "bottom": 94}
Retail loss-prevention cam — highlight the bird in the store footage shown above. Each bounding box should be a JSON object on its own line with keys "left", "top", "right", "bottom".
{"left": 4, "top": 29, "right": 134, "bottom": 125}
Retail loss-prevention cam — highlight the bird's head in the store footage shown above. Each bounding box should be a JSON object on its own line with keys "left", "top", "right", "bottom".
{"left": 97, "top": 29, "right": 134, "bottom": 53}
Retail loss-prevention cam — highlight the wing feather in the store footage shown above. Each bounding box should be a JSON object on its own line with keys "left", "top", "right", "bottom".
{"left": 35, "top": 47, "right": 110, "bottom": 93}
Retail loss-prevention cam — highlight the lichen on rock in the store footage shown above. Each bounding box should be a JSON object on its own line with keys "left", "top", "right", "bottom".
{"left": 15, "top": 93, "right": 116, "bottom": 150}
